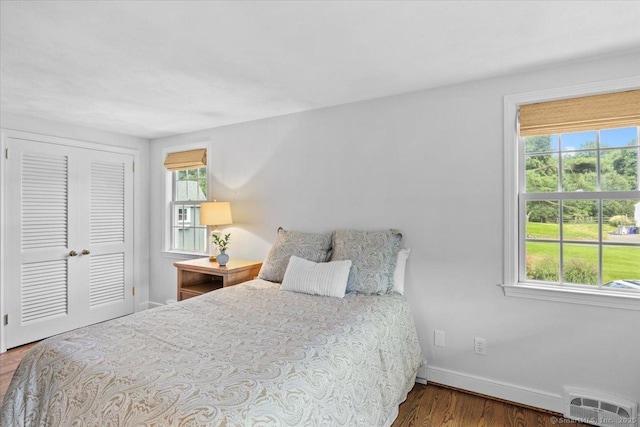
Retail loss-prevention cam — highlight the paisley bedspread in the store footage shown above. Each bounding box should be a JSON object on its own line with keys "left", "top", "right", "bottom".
{"left": 1, "top": 279, "right": 422, "bottom": 426}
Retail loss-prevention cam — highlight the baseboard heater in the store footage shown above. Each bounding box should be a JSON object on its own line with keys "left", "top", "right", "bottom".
{"left": 564, "top": 388, "right": 637, "bottom": 427}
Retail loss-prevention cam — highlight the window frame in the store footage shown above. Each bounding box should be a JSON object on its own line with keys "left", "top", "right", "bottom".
{"left": 502, "top": 78, "right": 640, "bottom": 311}
{"left": 162, "top": 144, "right": 209, "bottom": 258}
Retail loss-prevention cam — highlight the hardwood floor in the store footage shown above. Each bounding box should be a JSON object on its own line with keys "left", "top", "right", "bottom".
{"left": 0, "top": 342, "right": 37, "bottom": 402}
{"left": 393, "top": 382, "right": 588, "bottom": 427}
{"left": 1, "top": 343, "right": 588, "bottom": 426}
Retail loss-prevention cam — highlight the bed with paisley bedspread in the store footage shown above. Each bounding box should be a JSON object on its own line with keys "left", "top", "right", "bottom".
{"left": 1, "top": 279, "right": 422, "bottom": 426}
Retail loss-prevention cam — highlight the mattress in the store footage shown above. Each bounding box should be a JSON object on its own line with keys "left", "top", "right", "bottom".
{"left": 1, "top": 279, "right": 422, "bottom": 426}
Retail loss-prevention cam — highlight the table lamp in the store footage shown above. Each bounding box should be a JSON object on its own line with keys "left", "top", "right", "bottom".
{"left": 200, "top": 201, "right": 233, "bottom": 261}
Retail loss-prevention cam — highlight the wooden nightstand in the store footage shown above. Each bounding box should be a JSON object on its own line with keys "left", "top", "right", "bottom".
{"left": 174, "top": 258, "right": 262, "bottom": 301}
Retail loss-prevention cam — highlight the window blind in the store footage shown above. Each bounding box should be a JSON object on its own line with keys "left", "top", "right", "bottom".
{"left": 519, "top": 89, "right": 640, "bottom": 137}
{"left": 163, "top": 148, "right": 207, "bottom": 171}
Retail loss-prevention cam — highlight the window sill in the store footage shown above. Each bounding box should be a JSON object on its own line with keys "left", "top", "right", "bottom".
{"left": 161, "top": 250, "right": 208, "bottom": 261}
{"left": 501, "top": 283, "right": 640, "bottom": 311}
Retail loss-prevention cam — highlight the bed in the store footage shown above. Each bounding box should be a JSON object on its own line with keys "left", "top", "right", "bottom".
{"left": 1, "top": 279, "right": 422, "bottom": 426}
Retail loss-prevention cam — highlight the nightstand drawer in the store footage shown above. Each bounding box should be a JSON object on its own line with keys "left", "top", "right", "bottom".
{"left": 174, "top": 258, "right": 262, "bottom": 301}
{"left": 180, "top": 289, "right": 207, "bottom": 300}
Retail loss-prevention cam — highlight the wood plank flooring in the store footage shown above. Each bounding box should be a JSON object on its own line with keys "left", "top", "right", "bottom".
{"left": 393, "top": 382, "right": 588, "bottom": 427}
{"left": 1, "top": 343, "right": 588, "bottom": 426}
{"left": 0, "top": 342, "right": 37, "bottom": 402}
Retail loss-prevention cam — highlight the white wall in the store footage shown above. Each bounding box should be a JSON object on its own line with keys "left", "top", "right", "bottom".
{"left": 149, "top": 51, "right": 640, "bottom": 411}
{"left": 0, "top": 112, "right": 151, "bottom": 311}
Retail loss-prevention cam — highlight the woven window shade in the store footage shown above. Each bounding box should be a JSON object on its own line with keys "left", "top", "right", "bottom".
{"left": 164, "top": 149, "right": 207, "bottom": 171}
{"left": 519, "top": 89, "right": 640, "bottom": 137}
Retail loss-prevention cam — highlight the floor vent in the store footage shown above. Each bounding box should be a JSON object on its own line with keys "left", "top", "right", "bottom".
{"left": 564, "top": 388, "right": 637, "bottom": 427}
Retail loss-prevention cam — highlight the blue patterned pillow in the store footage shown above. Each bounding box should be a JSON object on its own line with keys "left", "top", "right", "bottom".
{"left": 330, "top": 229, "right": 402, "bottom": 294}
{"left": 258, "top": 227, "right": 332, "bottom": 283}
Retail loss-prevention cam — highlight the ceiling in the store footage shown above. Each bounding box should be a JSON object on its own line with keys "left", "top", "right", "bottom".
{"left": 1, "top": 1, "right": 639, "bottom": 139}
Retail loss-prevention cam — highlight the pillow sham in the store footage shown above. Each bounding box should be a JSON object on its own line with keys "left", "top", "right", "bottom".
{"left": 392, "top": 248, "right": 411, "bottom": 295}
{"left": 258, "top": 227, "right": 332, "bottom": 283}
{"left": 330, "top": 229, "right": 402, "bottom": 295}
{"left": 281, "top": 256, "right": 351, "bottom": 298}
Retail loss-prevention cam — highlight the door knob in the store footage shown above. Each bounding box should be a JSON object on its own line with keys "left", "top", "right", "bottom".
{"left": 69, "top": 250, "right": 78, "bottom": 257}
{"left": 82, "top": 249, "right": 90, "bottom": 255}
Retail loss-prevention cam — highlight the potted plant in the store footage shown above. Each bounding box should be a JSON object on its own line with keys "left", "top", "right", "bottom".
{"left": 212, "top": 233, "right": 231, "bottom": 266}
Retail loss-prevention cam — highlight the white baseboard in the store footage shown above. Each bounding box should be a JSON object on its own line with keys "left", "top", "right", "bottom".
{"left": 137, "top": 301, "right": 166, "bottom": 310}
{"left": 426, "top": 365, "right": 563, "bottom": 413}
{"left": 147, "top": 301, "right": 164, "bottom": 309}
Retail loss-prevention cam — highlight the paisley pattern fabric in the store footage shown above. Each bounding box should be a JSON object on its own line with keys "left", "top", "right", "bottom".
{"left": 1, "top": 280, "right": 422, "bottom": 427}
{"left": 331, "top": 229, "right": 402, "bottom": 295}
{"left": 258, "top": 227, "right": 332, "bottom": 283}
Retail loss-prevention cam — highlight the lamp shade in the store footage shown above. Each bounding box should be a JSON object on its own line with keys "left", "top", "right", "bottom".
{"left": 200, "top": 201, "right": 233, "bottom": 226}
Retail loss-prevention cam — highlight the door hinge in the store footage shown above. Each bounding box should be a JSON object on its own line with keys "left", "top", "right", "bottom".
{"left": 4, "top": 148, "right": 8, "bottom": 159}
{"left": 132, "top": 286, "right": 136, "bottom": 296}
{"left": 3, "top": 314, "right": 8, "bottom": 326}
{"left": 132, "top": 161, "right": 135, "bottom": 172}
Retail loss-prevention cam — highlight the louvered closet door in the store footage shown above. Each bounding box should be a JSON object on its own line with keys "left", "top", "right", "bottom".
{"left": 81, "top": 150, "right": 134, "bottom": 325}
{"left": 4, "top": 137, "right": 134, "bottom": 349}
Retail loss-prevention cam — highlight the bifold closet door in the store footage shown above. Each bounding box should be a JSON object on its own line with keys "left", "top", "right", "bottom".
{"left": 4, "top": 136, "right": 134, "bottom": 349}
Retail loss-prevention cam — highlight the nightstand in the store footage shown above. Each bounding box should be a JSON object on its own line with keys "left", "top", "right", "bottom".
{"left": 174, "top": 258, "right": 263, "bottom": 301}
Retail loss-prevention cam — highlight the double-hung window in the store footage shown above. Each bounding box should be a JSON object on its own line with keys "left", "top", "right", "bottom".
{"left": 504, "top": 86, "right": 640, "bottom": 309}
{"left": 164, "top": 148, "right": 208, "bottom": 254}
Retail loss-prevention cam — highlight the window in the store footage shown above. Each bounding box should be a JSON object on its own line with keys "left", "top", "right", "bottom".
{"left": 503, "top": 84, "right": 640, "bottom": 309}
{"left": 521, "top": 127, "right": 639, "bottom": 287}
{"left": 177, "top": 207, "right": 191, "bottom": 224}
{"left": 164, "top": 148, "right": 208, "bottom": 254}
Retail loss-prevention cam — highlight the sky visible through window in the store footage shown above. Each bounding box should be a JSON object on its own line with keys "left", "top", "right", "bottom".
{"left": 532, "top": 127, "right": 637, "bottom": 152}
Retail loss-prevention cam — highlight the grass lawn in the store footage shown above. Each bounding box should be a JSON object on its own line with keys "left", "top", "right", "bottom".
{"left": 526, "top": 221, "right": 618, "bottom": 240}
{"left": 526, "top": 240, "right": 640, "bottom": 283}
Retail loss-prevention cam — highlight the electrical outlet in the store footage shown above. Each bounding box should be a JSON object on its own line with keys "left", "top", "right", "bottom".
{"left": 474, "top": 337, "right": 486, "bottom": 355}
{"left": 434, "top": 330, "right": 445, "bottom": 347}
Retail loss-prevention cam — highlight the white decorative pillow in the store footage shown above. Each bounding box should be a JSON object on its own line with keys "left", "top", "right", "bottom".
{"left": 281, "top": 256, "right": 352, "bottom": 298}
{"left": 330, "top": 229, "right": 402, "bottom": 295}
{"left": 258, "top": 227, "right": 332, "bottom": 283}
{"left": 392, "top": 248, "right": 411, "bottom": 295}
